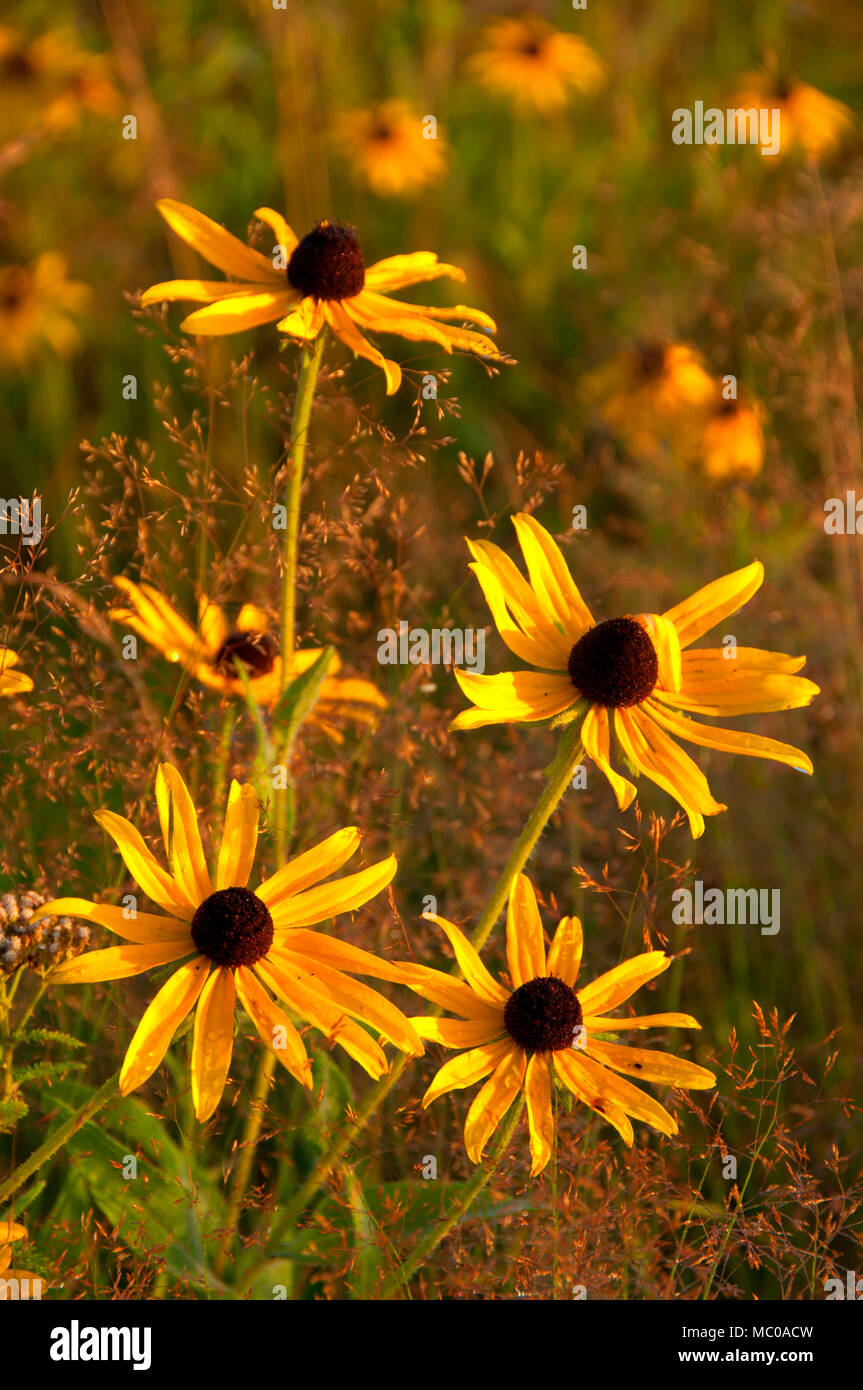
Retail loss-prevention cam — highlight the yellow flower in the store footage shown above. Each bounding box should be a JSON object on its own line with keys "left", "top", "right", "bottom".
{"left": 401, "top": 875, "right": 715, "bottom": 1175}
{"left": 450, "top": 514, "right": 820, "bottom": 837}
{"left": 732, "top": 74, "right": 853, "bottom": 159}
{"left": 583, "top": 341, "right": 716, "bottom": 453}
{"left": 109, "top": 579, "right": 386, "bottom": 734}
{"left": 0, "top": 253, "right": 90, "bottom": 370}
{"left": 0, "top": 647, "right": 32, "bottom": 697}
{"left": 335, "top": 100, "right": 448, "bottom": 198}
{"left": 39, "top": 765, "right": 422, "bottom": 1121}
{"left": 0, "top": 24, "right": 116, "bottom": 139}
{"left": 699, "top": 397, "right": 765, "bottom": 481}
{"left": 0, "top": 1220, "right": 46, "bottom": 1298}
{"left": 465, "top": 15, "right": 605, "bottom": 113}
{"left": 140, "top": 200, "right": 503, "bottom": 394}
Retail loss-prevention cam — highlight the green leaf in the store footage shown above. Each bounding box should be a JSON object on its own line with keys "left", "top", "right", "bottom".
{"left": 0, "top": 1094, "right": 28, "bottom": 1131}
{"left": 271, "top": 645, "right": 335, "bottom": 747}
{"left": 10, "top": 1027, "right": 84, "bottom": 1050}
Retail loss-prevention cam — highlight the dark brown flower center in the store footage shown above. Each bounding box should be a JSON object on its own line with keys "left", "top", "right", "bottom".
{"left": 504, "top": 975, "right": 583, "bottom": 1053}
{"left": 287, "top": 220, "right": 365, "bottom": 301}
{"left": 371, "top": 122, "right": 395, "bottom": 143}
{"left": 636, "top": 343, "right": 666, "bottom": 379}
{"left": 213, "top": 629, "right": 277, "bottom": 677}
{"left": 520, "top": 39, "right": 543, "bottom": 57}
{"left": 568, "top": 617, "right": 658, "bottom": 708}
{"left": 2, "top": 51, "right": 35, "bottom": 81}
{"left": 190, "top": 887, "right": 273, "bottom": 968}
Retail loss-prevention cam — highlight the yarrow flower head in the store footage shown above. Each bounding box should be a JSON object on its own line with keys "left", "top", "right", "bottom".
{"left": 140, "top": 200, "right": 505, "bottom": 394}
{"left": 451, "top": 514, "right": 820, "bottom": 837}
{"left": 400, "top": 875, "right": 715, "bottom": 1175}
{"left": 109, "top": 579, "right": 386, "bottom": 736}
{"left": 37, "top": 765, "right": 422, "bottom": 1121}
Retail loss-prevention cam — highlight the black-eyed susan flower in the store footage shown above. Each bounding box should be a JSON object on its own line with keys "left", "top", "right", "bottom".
{"left": 401, "top": 875, "right": 715, "bottom": 1175}
{"left": 450, "top": 514, "right": 819, "bottom": 837}
{"left": 0, "top": 1220, "right": 45, "bottom": 1299}
{"left": 335, "top": 100, "right": 448, "bottom": 198}
{"left": 140, "top": 200, "right": 503, "bottom": 394}
{"left": 582, "top": 340, "right": 716, "bottom": 454}
{"left": 699, "top": 396, "right": 765, "bottom": 481}
{"left": 0, "top": 254, "right": 90, "bottom": 369}
{"left": 109, "top": 579, "right": 386, "bottom": 733}
{"left": 37, "top": 765, "right": 422, "bottom": 1121}
{"left": 0, "top": 647, "right": 32, "bottom": 697}
{"left": 464, "top": 15, "right": 605, "bottom": 114}
{"left": 732, "top": 74, "right": 853, "bottom": 159}
{"left": 0, "top": 24, "right": 116, "bottom": 140}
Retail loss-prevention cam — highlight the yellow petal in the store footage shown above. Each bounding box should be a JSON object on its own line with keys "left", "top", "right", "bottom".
{"left": 645, "top": 700, "right": 814, "bottom": 775}
{"left": 663, "top": 561, "right": 764, "bottom": 650}
{"left": 278, "top": 927, "right": 410, "bottom": 983}
{"left": 252, "top": 206, "right": 299, "bottom": 256}
{"left": 276, "top": 297, "right": 326, "bottom": 340}
{"left": 236, "top": 966, "right": 312, "bottom": 1087}
{"left": 614, "top": 706, "right": 727, "bottom": 838}
{"left": 423, "top": 915, "right": 509, "bottom": 1007}
{"left": 450, "top": 669, "right": 576, "bottom": 729}
{"left": 267, "top": 854, "right": 397, "bottom": 929}
{"left": 141, "top": 279, "right": 264, "bottom": 307}
{"left": 397, "top": 961, "right": 504, "bottom": 1020}
{"left": 325, "top": 301, "right": 402, "bottom": 394}
{"left": 256, "top": 958, "right": 387, "bottom": 1078}
{"left": 364, "top": 251, "right": 466, "bottom": 291}
{"left": 553, "top": 1049, "right": 634, "bottom": 1145}
{"left": 216, "top": 780, "right": 260, "bottom": 889}
{"left": 464, "top": 1046, "right": 526, "bottom": 1164}
{"left": 587, "top": 1038, "right": 715, "bottom": 1090}
{"left": 0, "top": 1223, "right": 27, "bottom": 1244}
{"left": 271, "top": 947, "right": 423, "bottom": 1056}
{"left": 119, "top": 956, "right": 211, "bottom": 1094}
{"left": 524, "top": 1053, "right": 555, "bottom": 1175}
{"left": 506, "top": 874, "right": 547, "bottom": 988}
{"left": 636, "top": 613, "right": 682, "bottom": 693}
{"left": 468, "top": 536, "right": 573, "bottom": 662}
{"left": 511, "top": 513, "right": 594, "bottom": 636}
{"left": 581, "top": 705, "right": 636, "bottom": 811}
{"left": 155, "top": 198, "right": 279, "bottom": 281}
{"left": 94, "top": 809, "right": 195, "bottom": 917}
{"left": 422, "top": 1038, "right": 512, "bottom": 1106}
{"left": 191, "top": 966, "right": 237, "bottom": 1121}
{"left": 181, "top": 291, "right": 295, "bottom": 335}
{"left": 29, "top": 897, "right": 190, "bottom": 945}
{"left": 572, "top": 1052, "right": 678, "bottom": 1135}
{"left": 546, "top": 914, "right": 583, "bottom": 988}
{"left": 468, "top": 559, "right": 570, "bottom": 670}
{"left": 584, "top": 1011, "right": 701, "bottom": 1031}
{"left": 577, "top": 951, "right": 671, "bottom": 1015}
{"left": 412, "top": 1016, "right": 504, "bottom": 1048}
{"left": 255, "top": 828, "right": 361, "bottom": 907}
{"left": 50, "top": 939, "right": 194, "bottom": 984}
{"left": 156, "top": 764, "right": 212, "bottom": 904}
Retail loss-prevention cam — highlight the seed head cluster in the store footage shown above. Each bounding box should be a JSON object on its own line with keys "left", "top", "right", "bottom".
{"left": 0, "top": 890, "right": 90, "bottom": 976}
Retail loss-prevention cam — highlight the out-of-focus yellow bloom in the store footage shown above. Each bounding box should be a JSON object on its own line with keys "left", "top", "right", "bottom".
{"left": 0, "top": 1221, "right": 46, "bottom": 1298}
{"left": 0, "top": 253, "right": 91, "bottom": 369}
{"left": 141, "top": 200, "right": 504, "bottom": 395}
{"left": 699, "top": 397, "right": 765, "bottom": 481}
{"left": 732, "top": 74, "right": 853, "bottom": 158}
{"left": 109, "top": 579, "right": 386, "bottom": 738}
{"left": 335, "top": 100, "right": 448, "bottom": 198}
{"left": 0, "top": 648, "right": 33, "bottom": 698}
{"left": 0, "top": 25, "right": 116, "bottom": 140}
{"left": 465, "top": 15, "right": 605, "bottom": 113}
{"left": 582, "top": 341, "right": 716, "bottom": 454}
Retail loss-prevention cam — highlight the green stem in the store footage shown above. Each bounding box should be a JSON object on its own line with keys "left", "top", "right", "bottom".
{"left": 0, "top": 1071, "right": 118, "bottom": 1205}
{"left": 215, "top": 1047, "right": 277, "bottom": 1277}
{"left": 279, "top": 330, "right": 326, "bottom": 687}
{"left": 261, "top": 731, "right": 585, "bottom": 1259}
{"left": 379, "top": 1097, "right": 525, "bottom": 1299}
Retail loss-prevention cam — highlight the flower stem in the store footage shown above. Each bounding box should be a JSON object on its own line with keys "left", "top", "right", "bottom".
{"left": 279, "top": 330, "right": 326, "bottom": 686}
{"left": 215, "top": 1047, "right": 277, "bottom": 1277}
{"left": 0, "top": 1071, "right": 119, "bottom": 1205}
{"left": 259, "top": 730, "right": 585, "bottom": 1260}
{"left": 379, "top": 1096, "right": 525, "bottom": 1299}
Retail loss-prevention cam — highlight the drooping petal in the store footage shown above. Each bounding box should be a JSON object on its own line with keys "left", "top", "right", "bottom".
{"left": 276, "top": 296, "right": 326, "bottom": 340}
{"left": 50, "top": 939, "right": 194, "bottom": 984}
{"left": 587, "top": 1038, "right": 716, "bottom": 1090}
{"left": 363, "top": 251, "right": 466, "bottom": 292}
{"left": 94, "top": 810, "right": 195, "bottom": 917}
{"left": 252, "top": 206, "right": 299, "bottom": 256}
{"left": 119, "top": 956, "right": 211, "bottom": 1095}
{"left": 422, "top": 1038, "right": 512, "bottom": 1106}
{"left": 191, "top": 966, "right": 237, "bottom": 1121}
{"left": 155, "top": 199, "right": 280, "bottom": 281}
{"left": 235, "top": 966, "right": 312, "bottom": 1087}
{"left": 571, "top": 1051, "right": 678, "bottom": 1135}
{"left": 546, "top": 914, "right": 583, "bottom": 988}
{"left": 29, "top": 897, "right": 190, "bottom": 944}
{"left": 279, "top": 927, "right": 410, "bottom": 983}
{"left": 636, "top": 613, "right": 682, "bottom": 693}
{"left": 255, "top": 828, "right": 361, "bottom": 906}
{"left": 577, "top": 951, "right": 671, "bottom": 1015}
{"left": 267, "top": 855, "right": 397, "bottom": 929}
{"left": 662, "top": 561, "right": 764, "bottom": 650}
{"left": 506, "top": 874, "right": 547, "bottom": 988}
{"left": 269, "top": 947, "right": 423, "bottom": 1056}
{"left": 216, "top": 780, "right": 260, "bottom": 889}
{"left": 423, "top": 915, "right": 509, "bottom": 1007}
{"left": 584, "top": 1011, "right": 701, "bottom": 1031}
{"left": 524, "top": 1053, "right": 555, "bottom": 1175}
{"left": 581, "top": 705, "right": 636, "bottom": 811}
{"left": 553, "top": 1049, "right": 634, "bottom": 1145}
{"left": 396, "top": 961, "right": 504, "bottom": 1021}
{"left": 256, "top": 958, "right": 388, "bottom": 1078}
{"left": 155, "top": 764, "right": 212, "bottom": 905}
{"left": 614, "top": 705, "right": 727, "bottom": 838}
{"left": 645, "top": 700, "right": 814, "bottom": 775}
{"left": 324, "top": 301, "right": 402, "bottom": 394}
{"left": 655, "top": 653, "right": 820, "bottom": 718}
{"left": 141, "top": 280, "right": 264, "bottom": 307}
